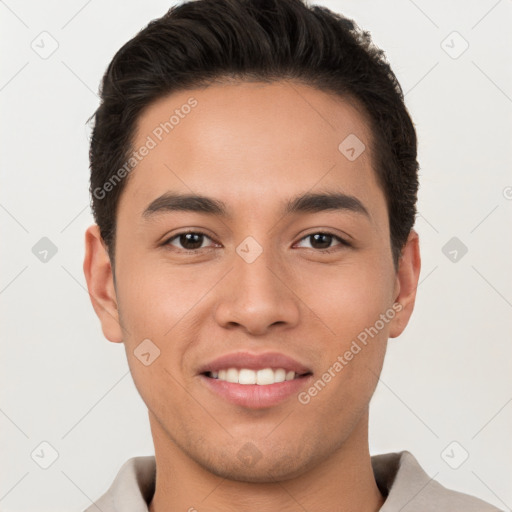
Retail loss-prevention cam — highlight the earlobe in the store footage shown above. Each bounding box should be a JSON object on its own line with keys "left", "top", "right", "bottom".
{"left": 388, "top": 229, "right": 421, "bottom": 339}
{"left": 83, "top": 224, "right": 124, "bottom": 343}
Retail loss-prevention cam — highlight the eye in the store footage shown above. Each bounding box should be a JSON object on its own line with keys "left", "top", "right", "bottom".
{"left": 162, "top": 230, "right": 350, "bottom": 253}
{"left": 164, "top": 231, "right": 217, "bottom": 251}
{"left": 295, "top": 232, "right": 350, "bottom": 252}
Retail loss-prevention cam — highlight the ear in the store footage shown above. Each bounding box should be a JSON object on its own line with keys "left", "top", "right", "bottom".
{"left": 83, "top": 224, "right": 123, "bottom": 343}
{"left": 389, "top": 229, "right": 421, "bottom": 339}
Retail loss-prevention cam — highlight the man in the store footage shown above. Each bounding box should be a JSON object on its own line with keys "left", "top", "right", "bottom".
{"left": 83, "top": 0, "right": 502, "bottom": 510}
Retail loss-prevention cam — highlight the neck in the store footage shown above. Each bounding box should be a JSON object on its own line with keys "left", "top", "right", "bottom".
{"left": 148, "top": 410, "right": 384, "bottom": 512}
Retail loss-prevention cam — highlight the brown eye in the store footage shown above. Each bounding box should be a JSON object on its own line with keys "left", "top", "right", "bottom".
{"left": 296, "top": 232, "right": 350, "bottom": 251}
{"left": 165, "top": 231, "right": 213, "bottom": 251}
{"left": 309, "top": 233, "right": 334, "bottom": 249}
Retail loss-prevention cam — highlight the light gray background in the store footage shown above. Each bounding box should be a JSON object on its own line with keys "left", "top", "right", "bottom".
{"left": 1, "top": 1, "right": 511, "bottom": 511}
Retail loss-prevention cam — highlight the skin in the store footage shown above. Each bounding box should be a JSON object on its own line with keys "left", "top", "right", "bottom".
{"left": 84, "top": 80, "right": 421, "bottom": 512}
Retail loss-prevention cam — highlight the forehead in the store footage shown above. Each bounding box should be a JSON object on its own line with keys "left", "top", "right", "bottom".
{"left": 123, "top": 80, "right": 384, "bottom": 221}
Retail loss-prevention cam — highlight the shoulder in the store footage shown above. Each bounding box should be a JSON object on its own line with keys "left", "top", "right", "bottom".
{"left": 83, "top": 456, "right": 156, "bottom": 512}
{"left": 372, "top": 450, "right": 504, "bottom": 512}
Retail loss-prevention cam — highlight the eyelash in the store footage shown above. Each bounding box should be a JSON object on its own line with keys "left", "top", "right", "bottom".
{"left": 162, "top": 230, "right": 351, "bottom": 254}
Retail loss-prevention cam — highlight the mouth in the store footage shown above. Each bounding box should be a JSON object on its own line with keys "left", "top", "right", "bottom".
{"left": 203, "top": 367, "right": 312, "bottom": 385}
{"left": 198, "top": 351, "right": 314, "bottom": 409}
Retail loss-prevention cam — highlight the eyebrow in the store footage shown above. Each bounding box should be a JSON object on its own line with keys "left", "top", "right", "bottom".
{"left": 142, "top": 190, "right": 370, "bottom": 220}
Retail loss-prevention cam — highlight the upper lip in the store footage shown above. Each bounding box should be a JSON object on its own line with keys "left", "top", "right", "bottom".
{"left": 197, "top": 351, "right": 313, "bottom": 375}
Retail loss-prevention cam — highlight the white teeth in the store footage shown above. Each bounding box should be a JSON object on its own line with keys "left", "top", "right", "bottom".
{"left": 226, "top": 368, "right": 238, "bottom": 383}
{"left": 210, "top": 367, "right": 301, "bottom": 385}
{"left": 274, "top": 368, "right": 286, "bottom": 383}
{"left": 239, "top": 369, "right": 256, "bottom": 385}
{"left": 256, "top": 368, "right": 274, "bottom": 385}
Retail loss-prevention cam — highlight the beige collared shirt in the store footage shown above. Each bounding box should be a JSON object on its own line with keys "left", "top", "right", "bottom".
{"left": 84, "top": 450, "right": 503, "bottom": 511}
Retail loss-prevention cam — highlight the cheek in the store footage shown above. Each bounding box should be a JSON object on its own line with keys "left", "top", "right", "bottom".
{"left": 299, "top": 257, "right": 394, "bottom": 339}
{"left": 115, "top": 262, "right": 196, "bottom": 420}
{"left": 116, "top": 257, "right": 209, "bottom": 335}
{"left": 297, "top": 260, "right": 392, "bottom": 401}
{"left": 114, "top": 259, "right": 214, "bottom": 396}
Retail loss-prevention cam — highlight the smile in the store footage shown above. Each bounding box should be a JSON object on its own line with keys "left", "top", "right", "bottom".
{"left": 205, "top": 367, "right": 307, "bottom": 385}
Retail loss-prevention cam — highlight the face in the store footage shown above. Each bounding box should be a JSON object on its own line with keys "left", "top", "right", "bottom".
{"left": 85, "top": 80, "right": 420, "bottom": 482}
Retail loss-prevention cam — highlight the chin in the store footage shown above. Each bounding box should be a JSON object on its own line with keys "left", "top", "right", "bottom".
{"left": 205, "top": 458, "right": 307, "bottom": 483}
{"left": 194, "top": 442, "right": 320, "bottom": 483}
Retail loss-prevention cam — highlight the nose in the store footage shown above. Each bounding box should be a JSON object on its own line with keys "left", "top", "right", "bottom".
{"left": 213, "top": 246, "right": 300, "bottom": 336}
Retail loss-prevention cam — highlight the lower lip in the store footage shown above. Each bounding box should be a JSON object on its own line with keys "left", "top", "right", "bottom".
{"left": 199, "top": 374, "right": 313, "bottom": 409}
